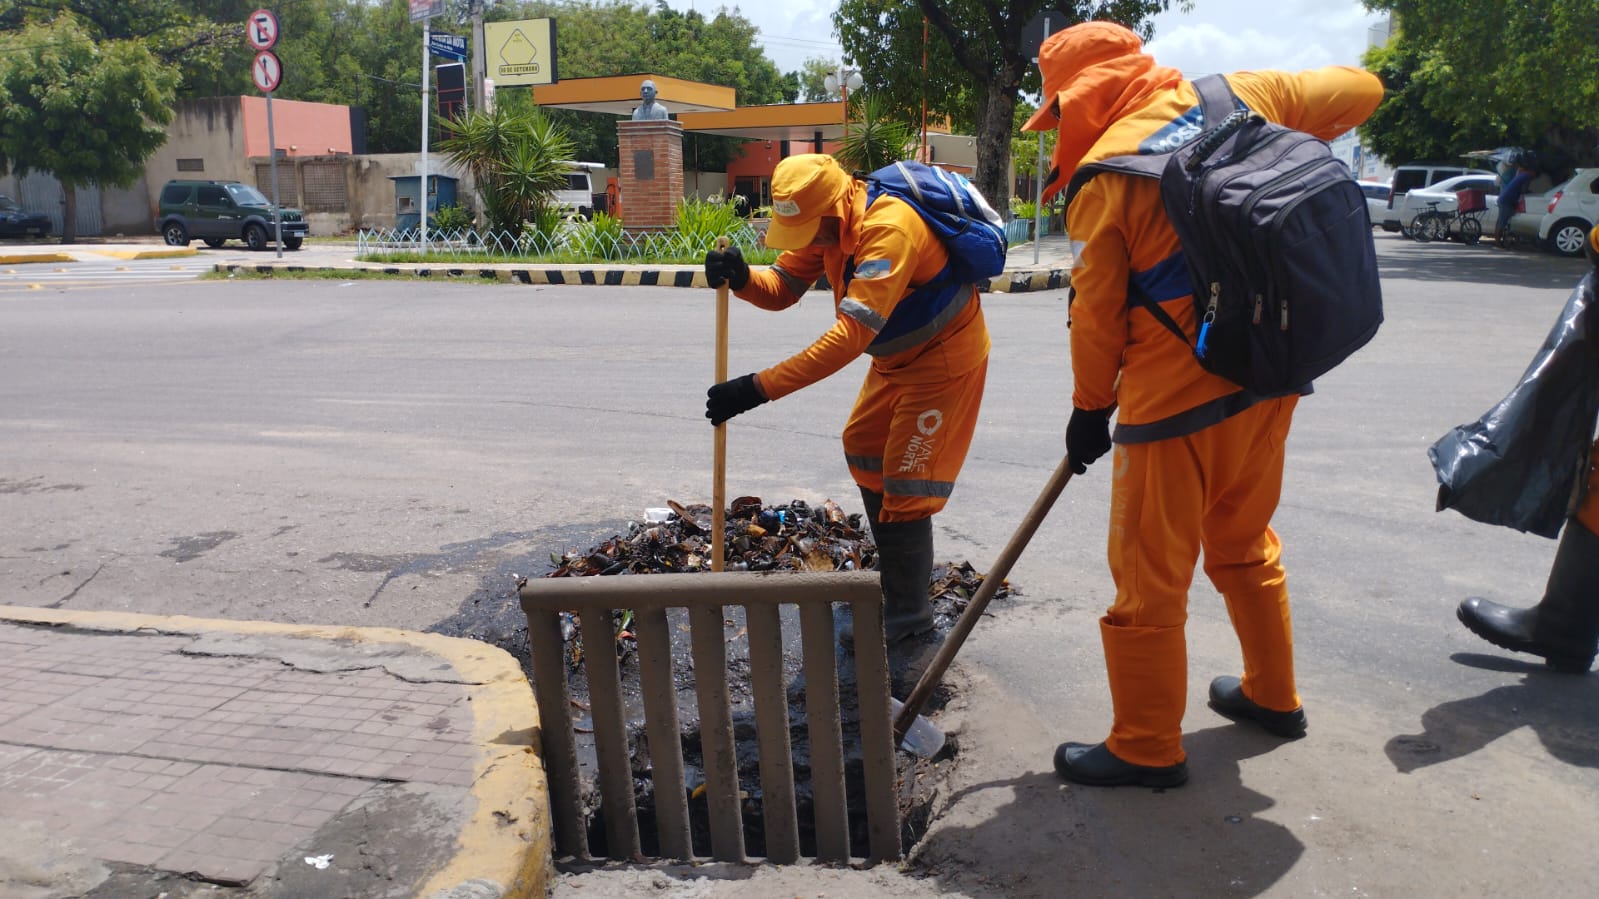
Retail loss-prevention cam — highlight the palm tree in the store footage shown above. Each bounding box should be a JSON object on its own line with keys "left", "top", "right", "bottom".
{"left": 437, "top": 106, "right": 575, "bottom": 237}
{"left": 833, "top": 94, "right": 917, "bottom": 175}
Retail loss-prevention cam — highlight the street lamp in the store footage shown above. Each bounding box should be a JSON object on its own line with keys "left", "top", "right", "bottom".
{"left": 824, "top": 66, "right": 864, "bottom": 138}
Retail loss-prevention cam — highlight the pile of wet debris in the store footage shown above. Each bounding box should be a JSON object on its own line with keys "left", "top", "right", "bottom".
{"left": 534, "top": 497, "right": 1014, "bottom": 861}
{"left": 544, "top": 496, "right": 1009, "bottom": 666}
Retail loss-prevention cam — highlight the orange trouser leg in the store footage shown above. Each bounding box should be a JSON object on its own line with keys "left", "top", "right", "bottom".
{"left": 1575, "top": 438, "right": 1599, "bottom": 535}
{"left": 1200, "top": 398, "right": 1300, "bottom": 713}
{"left": 842, "top": 360, "right": 987, "bottom": 522}
{"left": 1103, "top": 396, "right": 1299, "bottom": 766}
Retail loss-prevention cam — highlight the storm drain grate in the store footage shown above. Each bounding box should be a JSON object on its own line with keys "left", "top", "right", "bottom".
{"left": 519, "top": 569, "right": 899, "bottom": 865}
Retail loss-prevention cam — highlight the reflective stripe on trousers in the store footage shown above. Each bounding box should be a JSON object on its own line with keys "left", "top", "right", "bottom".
{"left": 842, "top": 359, "right": 987, "bottom": 522}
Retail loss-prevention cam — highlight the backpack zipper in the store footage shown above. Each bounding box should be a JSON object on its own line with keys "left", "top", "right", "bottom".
{"left": 1196, "top": 282, "right": 1220, "bottom": 359}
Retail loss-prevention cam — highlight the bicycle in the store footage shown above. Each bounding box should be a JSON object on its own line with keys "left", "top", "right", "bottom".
{"left": 1407, "top": 200, "right": 1485, "bottom": 245}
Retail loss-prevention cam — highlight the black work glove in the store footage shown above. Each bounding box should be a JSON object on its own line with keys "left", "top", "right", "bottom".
{"left": 1065, "top": 406, "right": 1114, "bottom": 475}
{"left": 704, "top": 245, "right": 750, "bottom": 290}
{"left": 706, "top": 373, "right": 767, "bottom": 426}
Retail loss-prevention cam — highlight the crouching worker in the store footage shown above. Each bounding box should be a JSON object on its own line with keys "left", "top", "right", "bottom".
{"left": 702, "top": 154, "right": 990, "bottom": 653}
{"left": 1023, "top": 22, "right": 1382, "bottom": 787}
{"left": 1455, "top": 224, "right": 1599, "bottom": 673}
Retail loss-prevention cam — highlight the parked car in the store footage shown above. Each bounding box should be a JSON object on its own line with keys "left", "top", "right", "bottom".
{"left": 0, "top": 195, "right": 51, "bottom": 238}
{"left": 155, "top": 179, "right": 308, "bottom": 250}
{"left": 1382, "top": 162, "right": 1481, "bottom": 232}
{"left": 1395, "top": 173, "right": 1502, "bottom": 237}
{"left": 1526, "top": 168, "right": 1599, "bottom": 257}
{"left": 1357, "top": 180, "right": 1390, "bottom": 226}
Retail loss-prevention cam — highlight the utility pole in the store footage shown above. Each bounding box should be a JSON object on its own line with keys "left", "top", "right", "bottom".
{"left": 470, "top": 0, "right": 486, "bottom": 111}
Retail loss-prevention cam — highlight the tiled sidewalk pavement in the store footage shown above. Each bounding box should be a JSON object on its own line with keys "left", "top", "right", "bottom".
{"left": 0, "top": 620, "right": 477, "bottom": 887}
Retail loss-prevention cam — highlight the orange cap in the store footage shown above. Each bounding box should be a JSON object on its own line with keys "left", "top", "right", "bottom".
{"left": 764, "top": 154, "right": 852, "bottom": 249}
{"left": 1022, "top": 21, "right": 1148, "bottom": 132}
{"left": 1587, "top": 222, "right": 1599, "bottom": 268}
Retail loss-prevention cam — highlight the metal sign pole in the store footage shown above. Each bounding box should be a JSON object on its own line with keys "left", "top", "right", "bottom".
{"left": 267, "top": 91, "right": 282, "bottom": 259}
{"left": 420, "top": 18, "right": 431, "bottom": 256}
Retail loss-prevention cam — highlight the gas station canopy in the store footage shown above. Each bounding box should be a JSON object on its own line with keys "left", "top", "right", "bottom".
{"left": 531, "top": 74, "right": 736, "bottom": 117}
{"left": 530, "top": 74, "right": 850, "bottom": 143}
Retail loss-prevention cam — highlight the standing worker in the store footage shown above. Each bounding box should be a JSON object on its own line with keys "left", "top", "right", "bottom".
{"left": 1495, "top": 156, "right": 1535, "bottom": 246}
{"left": 702, "top": 154, "right": 991, "bottom": 653}
{"left": 1455, "top": 223, "right": 1599, "bottom": 672}
{"left": 1022, "top": 21, "right": 1383, "bottom": 787}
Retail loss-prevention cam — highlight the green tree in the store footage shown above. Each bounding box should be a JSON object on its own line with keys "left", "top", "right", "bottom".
{"left": 0, "top": 16, "right": 179, "bottom": 241}
{"left": 496, "top": 1, "right": 792, "bottom": 169}
{"left": 835, "top": 0, "right": 1181, "bottom": 209}
{"left": 1361, "top": 0, "right": 1599, "bottom": 171}
{"left": 437, "top": 104, "right": 576, "bottom": 235}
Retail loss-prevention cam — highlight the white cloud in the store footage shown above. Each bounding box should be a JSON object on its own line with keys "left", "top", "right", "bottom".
{"left": 656, "top": 0, "right": 1388, "bottom": 81}
{"left": 1144, "top": 1, "right": 1388, "bottom": 77}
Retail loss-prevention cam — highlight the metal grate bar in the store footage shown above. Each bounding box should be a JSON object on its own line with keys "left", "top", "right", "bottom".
{"left": 635, "top": 607, "right": 691, "bottom": 860}
{"left": 797, "top": 602, "right": 849, "bottom": 862}
{"left": 688, "top": 604, "right": 746, "bottom": 861}
{"left": 524, "top": 607, "right": 588, "bottom": 859}
{"left": 848, "top": 598, "right": 902, "bottom": 862}
{"left": 520, "top": 570, "right": 895, "bottom": 865}
{"left": 579, "top": 606, "right": 642, "bottom": 860}
{"left": 745, "top": 603, "right": 799, "bottom": 863}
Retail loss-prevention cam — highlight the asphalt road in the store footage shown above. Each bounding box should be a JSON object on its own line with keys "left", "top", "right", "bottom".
{"left": 3, "top": 232, "right": 1596, "bottom": 895}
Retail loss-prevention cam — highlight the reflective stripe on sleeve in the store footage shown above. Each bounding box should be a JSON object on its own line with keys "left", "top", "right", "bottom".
{"left": 839, "top": 297, "right": 888, "bottom": 332}
{"left": 771, "top": 262, "right": 811, "bottom": 299}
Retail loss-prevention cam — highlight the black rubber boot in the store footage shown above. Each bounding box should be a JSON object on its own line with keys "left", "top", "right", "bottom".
{"left": 1457, "top": 519, "right": 1599, "bottom": 673}
{"left": 841, "top": 488, "right": 935, "bottom": 650}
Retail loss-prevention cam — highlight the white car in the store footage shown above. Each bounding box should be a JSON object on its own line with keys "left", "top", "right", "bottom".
{"left": 1525, "top": 169, "right": 1599, "bottom": 256}
{"left": 1395, "top": 172, "right": 1501, "bottom": 237}
{"left": 1356, "top": 180, "right": 1390, "bottom": 227}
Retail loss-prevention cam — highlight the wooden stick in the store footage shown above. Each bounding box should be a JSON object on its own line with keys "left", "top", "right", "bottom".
{"left": 712, "top": 235, "right": 730, "bottom": 573}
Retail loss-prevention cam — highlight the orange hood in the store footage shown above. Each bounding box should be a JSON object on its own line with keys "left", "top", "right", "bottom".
{"left": 1023, "top": 21, "right": 1183, "bottom": 202}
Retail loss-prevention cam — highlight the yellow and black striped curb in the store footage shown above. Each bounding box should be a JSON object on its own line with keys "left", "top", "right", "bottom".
{"left": 217, "top": 262, "right": 1072, "bottom": 293}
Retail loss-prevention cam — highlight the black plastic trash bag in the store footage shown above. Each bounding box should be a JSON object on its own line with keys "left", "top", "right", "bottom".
{"left": 1428, "top": 273, "right": 1599, "bottom": 539}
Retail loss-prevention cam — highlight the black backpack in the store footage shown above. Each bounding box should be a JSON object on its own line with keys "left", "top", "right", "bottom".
{"left": 1064, "top": 75, "right": 1383, "bottom": 395}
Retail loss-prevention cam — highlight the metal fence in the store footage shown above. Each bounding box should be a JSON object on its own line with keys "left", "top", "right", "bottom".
{"left": 518, "top": 570, "right": 900, "bottom": 865}
{"left": 355, "top": 222, "right": 765, "bottom": 262}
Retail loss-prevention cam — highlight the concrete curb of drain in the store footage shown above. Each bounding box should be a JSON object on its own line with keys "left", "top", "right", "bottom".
{"left": 0, "top": 604, "right": 553, "bottom": 899}
{"left": 216, "top": 262, "right": 1072, "bottom": 293}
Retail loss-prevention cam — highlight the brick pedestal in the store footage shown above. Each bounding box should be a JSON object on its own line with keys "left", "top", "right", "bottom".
{"left": 617, "top": 119, "right": 683, "bottom": 231}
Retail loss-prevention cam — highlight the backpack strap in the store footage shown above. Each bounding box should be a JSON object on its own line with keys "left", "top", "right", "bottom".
{"left": 1062, "top": 74, "right": 1241, "bottom": 208}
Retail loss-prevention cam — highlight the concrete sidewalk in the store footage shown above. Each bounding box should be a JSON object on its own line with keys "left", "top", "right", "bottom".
{"left": 0, "top": 233, "right": 1075, "bottom": 291}
{"left": 0, "top": 606, "right": 550, "bottom": 899}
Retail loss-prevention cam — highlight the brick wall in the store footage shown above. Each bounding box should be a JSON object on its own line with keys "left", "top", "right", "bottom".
{"left": 618, "top": 120, "right": 684, "bottom": 231}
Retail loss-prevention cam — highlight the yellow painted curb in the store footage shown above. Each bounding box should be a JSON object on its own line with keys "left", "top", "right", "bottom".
{"left": 0, "top": 605, "right": 553, "bottom": 899}
{"left": 0, "top": 252, "right": 73, "bottom": 265}
{"left": 98, "top": 248, "right": 199, "bottom": 260}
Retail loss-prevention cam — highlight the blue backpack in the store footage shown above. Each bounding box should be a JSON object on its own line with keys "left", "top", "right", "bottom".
{"left": 862, "top": 161, "right": 1007, "bottom": 285}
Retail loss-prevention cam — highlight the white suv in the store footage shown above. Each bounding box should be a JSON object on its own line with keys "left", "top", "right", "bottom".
{"left": 1531, "top": 169, "right": 1599, "bottom": 256}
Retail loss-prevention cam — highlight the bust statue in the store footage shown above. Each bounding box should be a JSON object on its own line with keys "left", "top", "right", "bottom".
{"left": 631, "top": 79, "right": 669, "bottom": 121}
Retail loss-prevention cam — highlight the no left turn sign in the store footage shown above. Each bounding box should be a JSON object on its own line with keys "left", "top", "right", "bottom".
{"left": 252, "top": 50, "right": 283, "bottom": 93}
{"left": 247, "top": 9, "right": 280, "bottom": 51}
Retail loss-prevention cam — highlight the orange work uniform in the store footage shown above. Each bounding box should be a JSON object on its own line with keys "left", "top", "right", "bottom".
{"left": 734, "top": 182, "right": 990, "bottom": 522}
{"left": 1040, "top": 42, "right": 1383, "bottom": 765}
